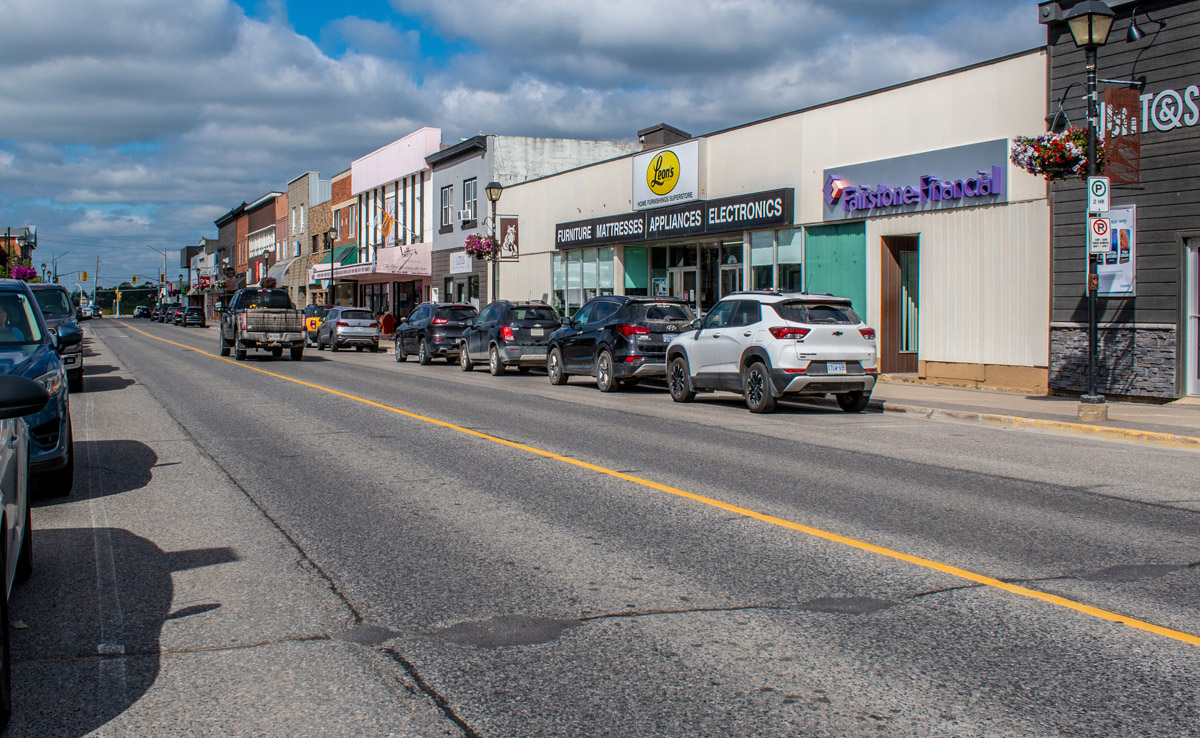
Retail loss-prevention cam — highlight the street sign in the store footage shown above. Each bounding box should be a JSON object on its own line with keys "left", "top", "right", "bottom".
{"left": 1088, "top": 176, "right": 1110, "bottom": 212}
{"left": 1089, "top": 217, "right": 1111, "bottom": 254}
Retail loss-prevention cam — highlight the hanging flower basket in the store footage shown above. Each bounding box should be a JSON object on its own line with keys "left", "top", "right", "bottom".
{"left": 11, "top": 266, "right": 37, "bottom": 281}
{"left": 260, "top": 277, "right": 277, "bottom": 288}
{"left": 464, "top": 233, "right": 498, "bottom": 260}
{"left": 1010, "top": 127, "right": 1104, "bottom": 181}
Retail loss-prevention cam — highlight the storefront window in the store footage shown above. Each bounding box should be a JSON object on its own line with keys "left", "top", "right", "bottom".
{"left": 624, "top": 246, "right": 649, "bottom": 296}
{"left": 598, "top": 247, "right": 615, "bottom": 296}
{"left": 553, "top": 247, "right": 616, "bottom": 315}
{"left": 582, "top": 249, "right": 598, "bottom": 302}
{"left": 552, "top": 253, "right": 566, "bottom": 314}
{"left": 651, "top": 246, "right": 668, "bottom": 297}
{"left": 750, "top": 230, "right": 774, "bottom": 291}
{"left": 567, "top": 250, "right": 582, "bottom": 313}
{"left": 778, "top": 227, "right": 803, "bottom": 292}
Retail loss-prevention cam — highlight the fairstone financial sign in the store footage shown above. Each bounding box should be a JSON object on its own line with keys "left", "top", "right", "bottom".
{"left": 821, "top": 139, "right": 1010, "bottom": 222}
{"left": 556, "top": 189, "right": 793, "bottom": 250}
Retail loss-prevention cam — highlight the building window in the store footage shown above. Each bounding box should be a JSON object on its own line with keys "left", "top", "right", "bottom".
{"left": 551, "top": 247, "right": 615, "bottom": 316}
{"left": 750, "top": 230, "right": 774, "bottom": 291}
{"left": 463, "top": 178, "right": 477, "bottom": 221}
{"left": 349, "top": 204, "right": 357, "bottom": 237}
{"left": 441, "top": 185, "right": 454, "bottom": 227}
{"left": 777, "top": 227, "right": 803, "bottom": 292}
{"left": 291, "top": 208, "right": 296, "bottom": 236}
{"left": 299, "top": 205, "right": 305, "bottom": 233}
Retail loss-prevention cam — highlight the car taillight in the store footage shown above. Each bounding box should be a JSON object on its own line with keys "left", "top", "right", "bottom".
{"left": 614, "top": 324, "right": 649, "bottom": 337}
{"left": 865, "top": 367, "right": 878, "bottom": 374}
{"left": 860, "top": 328, "right": 876, "bottom": 340}
{"left": 768, "top": 326, "right": 810, "bottom": 339}
{"left": 336, "top": 321, "right": 349, "bottom": 327}
{"left": 500, "top": 325, "right": 515, "bottom": 341}
{"left": 368, "top": 322, "right": 379, "bottom": 328}
{"left": 431, "top": 318, "right": 448, "bottom": 325}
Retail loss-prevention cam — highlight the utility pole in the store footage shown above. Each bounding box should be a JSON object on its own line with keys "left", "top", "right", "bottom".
{"left": 95, "top": 256, "right": 100, "bottom": 311}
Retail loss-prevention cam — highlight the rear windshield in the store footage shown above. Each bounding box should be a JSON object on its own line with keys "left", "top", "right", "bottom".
{"left": 237, "top": 290, "right": 292, "bottom": 310}
{"left": 773, "top": 301, "right": 860, "bottom": 325}
{"left": 632, "top": 303, "right": 694, "bottom": 322}
{"left": 305, "top": 305, "right": 331, "bottom": 319}
{"left": 186, "top": 307, "right": 203, "bottom": 314}
{"left": 512, "top": 306, "right": 558, "bottom": 322}
{"left": 435, "top": 306, "right": 477, "bottom": 321}
{"left": 32, "top": 289, "right": 73, "bottom": 317}
{"left": 341, "top": 310, "right": 373, "bottom": 321}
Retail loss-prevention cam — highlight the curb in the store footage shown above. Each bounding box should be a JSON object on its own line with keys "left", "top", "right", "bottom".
{"left": 877, "top": 400, "right": 1200, "bottom": 452}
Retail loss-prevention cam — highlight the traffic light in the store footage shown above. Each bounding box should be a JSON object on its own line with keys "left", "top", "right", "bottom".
{"left": 131, "top": 275, "right": 138, "bottom": 284}
{"left": 82, "top": 271, "right": 88, "bottom": 281}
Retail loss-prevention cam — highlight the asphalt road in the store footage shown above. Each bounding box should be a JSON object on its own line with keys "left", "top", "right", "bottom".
{"left": 12, "top": 317, "right": 1200, "bottom": 738}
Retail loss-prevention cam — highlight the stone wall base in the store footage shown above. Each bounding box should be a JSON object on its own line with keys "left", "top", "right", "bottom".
{"left": 915, "top": 361, "right": 1049, "bottom": 393}
{"left": 1049, "top": 325, "right": 1176, "bottom": 399}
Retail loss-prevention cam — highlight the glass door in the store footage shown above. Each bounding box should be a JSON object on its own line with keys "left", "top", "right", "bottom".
{"left": 1187, "top": 238, "right": 1199, "bottom": 396}
{"left": 720, "top": 264, "right": 743, "bottom": 297}
{"left": 669, "top": 267, "right": 698, "bottom": 310}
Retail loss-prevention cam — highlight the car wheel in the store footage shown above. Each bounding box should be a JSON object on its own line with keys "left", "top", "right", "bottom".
{"left": 317, "top": 336, "right": 325, "bottom": 351}
{"left": 219, "top": 337, "right": 231, "bottom": 357}
{"left": 330, "top": 339, "right": 339, "bottom": 352}
{"left": 68, "top": 369, "right": 83, "bottom": 394}
{"left": 489, "top": 345, "right": 505, "bottom": 376}
{"left": 395, "top": 340, "right": 406, "bottom": 362}
{"left": 460, "top": 345, "right": 474, "bottom": 371}
{"left": 15, "top": 504, "right": 32, "bottom": 584}
{"left": 418, "top": 338, "right": 431, "bottom": 365}
{"left": 0, "top": 530, "right": 12, "bottom": 730}
{"left": 742, "top": 361, "right": 777, "bottom": 414}
{"left": 595, "top": 349, "right": 618, "bottom": 393}
{"left": 668, "top": 356, "right": 695, "bottom": 402}
{"left": 39, "top": 420, "right": 73, "bottom": 497}
{"left": 235, "top": 343, "right": 247, "bottom": 361}
{"left": 837, "top": 390, "right": 872, "bottom": 413}
{"left": 290, "top": 347, "right": 304, "bottom": 361}
{"left": 372, "top": 343, "right": 380, "bottom": 353}
{"left": 547, "top": 347, "right": 569, "bottom": 385}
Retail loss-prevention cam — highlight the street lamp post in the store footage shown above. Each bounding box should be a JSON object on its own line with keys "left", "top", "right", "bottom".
{"left": 326, "top": 226, "right": 338, "bottom": 307}
{"left": 485, "top": 181, "right": 504, "bottom": 301}
{"left": 1063, "top": 0, "right": 1114, "bottom": 421}
{"left": 40, "top": 263, "right": 46, "bottom": 282}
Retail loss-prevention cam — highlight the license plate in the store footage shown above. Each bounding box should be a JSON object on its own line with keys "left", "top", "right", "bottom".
{"left": 269, "top": 333, "right": 282, "bottom": 341}
{"left": 531, "top": 328, "right": 544, "bottom": 337}
{"left": 827, "top": 361, "right": 846, "bottom": 375}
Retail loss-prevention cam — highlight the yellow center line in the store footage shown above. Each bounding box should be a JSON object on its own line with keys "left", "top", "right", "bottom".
{"left": 123, "top": 322, "right": 1200, "bottom": 648}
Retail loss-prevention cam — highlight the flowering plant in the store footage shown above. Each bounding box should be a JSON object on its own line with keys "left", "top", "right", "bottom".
{"left": 1010, "top": 127, "right": 1104, "bottom": 181}
{"left": 464, "top": 233, "right": 498, "bottom": 259}
{"left": 11, "top": 266, "right": 37, "bottom": 281}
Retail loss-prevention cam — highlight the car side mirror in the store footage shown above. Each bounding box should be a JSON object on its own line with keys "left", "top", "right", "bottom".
{"left": 0, "top": 376, "right": 50, "bottom": 419}
{"left": 690, "top": 318, "right": 702, "bottom": 330}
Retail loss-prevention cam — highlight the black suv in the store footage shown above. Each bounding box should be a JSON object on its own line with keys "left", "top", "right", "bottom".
{"left": 546, "top": 296, "right": 695, "bottom": 392}
{"left": 395, "top": 302, "right": 477, "bottom": 365}
{"left": 28, "top": 283, "right": 85, "bottom": 393}
{"left": 460, "top": 300, "right": 561, "bottom": 375}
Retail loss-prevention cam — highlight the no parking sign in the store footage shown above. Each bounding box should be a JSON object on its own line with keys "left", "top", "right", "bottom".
{"left": 1089, "top": 217, "right": 1111, "bottom": 254}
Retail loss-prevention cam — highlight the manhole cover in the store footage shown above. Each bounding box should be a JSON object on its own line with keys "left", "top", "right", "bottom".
{"left": 1082, "top": 564, "right": 1185, "bottom": 582}
{"left": 433, "top": 615, "right": 580, "bottom": 648}
{"left": 797, "top": 597, "right": 898, "bottom": 615}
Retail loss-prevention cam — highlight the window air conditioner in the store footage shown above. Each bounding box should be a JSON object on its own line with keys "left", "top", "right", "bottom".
{"left": 459, "top": 208, "right": 474, "bottom": 222}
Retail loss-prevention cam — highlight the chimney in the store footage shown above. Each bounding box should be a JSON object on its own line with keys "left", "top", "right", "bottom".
{"left": 637, "top": 123, "right": 691, "bottom": 151}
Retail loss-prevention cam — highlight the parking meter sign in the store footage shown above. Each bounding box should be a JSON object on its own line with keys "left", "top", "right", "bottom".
{"left": 1088, "top": 176, "right": 1110, "bottom": 212}
{"left": 1089, "top": 217, "right": 1111, "bottom": 254}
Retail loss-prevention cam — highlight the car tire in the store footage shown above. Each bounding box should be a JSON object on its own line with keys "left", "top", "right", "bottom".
{"left": 595, "top": 349, "right": 618, "bottom": 393}
{"left": 372, "top": 343, "right": 380, "bottom": 353}
{"left": 330, "top": 339, "right": 339, "bottom": 352}
{"left": 0, "top": 530, "right": 12, "bottom": 730}
{"left": 39, "top": 420, "right": 73, "bottom": 497}
{"left": 742, "top": 361, "right": 777, "bottom": 414}
{"left": 290, "top": 347, "right": 303, "bottom": 361}
{"left": 235, "top": 344, "right": 247, "bottom": 361}
{"left": 316, "top": 336, "right": 325, "bottom": 351}
{"left": 15, "top": 504, "right": 32, "bottom": 584}
{"left": 395, "top": 340, "right": 406, "bottom": 362}
{"left": 547, "top": 347, "right": 569, "bottom": 385}
{"left": 68, "top": 369, "right": 83, "bottom": 394}
{"left": 460, "top": 345, "right": 474, "bottom": 371}
{"left": 837, "top": 390, "right": 871, "bottom": 413}
{"left": 489, "top": 346, "right": 505, "bottom": 376}
{"left": 668, "top": 356, "right": 695, "bottom": 403}
{"left": 219, "top": 337, "right": 231, "bottom": 357}
{"left": 418, "top": 338, "right": 431, "bottom": 365}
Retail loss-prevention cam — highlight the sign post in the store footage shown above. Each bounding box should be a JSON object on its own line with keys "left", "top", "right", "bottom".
{"left": 1088, "top": 176, "right": 1110, "bottom": 213}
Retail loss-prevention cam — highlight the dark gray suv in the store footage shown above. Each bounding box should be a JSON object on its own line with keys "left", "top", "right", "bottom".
{"left": 28, "top": 283, "right": 84, "bottom": 393}
{"left": 394, "top": 302, "right": 477, "bottom": 365}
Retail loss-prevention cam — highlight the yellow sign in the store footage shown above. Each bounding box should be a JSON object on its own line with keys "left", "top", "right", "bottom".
{"left": 646, "top": 150, "right": 680, "bottom": 196}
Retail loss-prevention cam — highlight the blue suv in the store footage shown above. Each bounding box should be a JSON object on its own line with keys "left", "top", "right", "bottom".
{"left": 0, "top": 280, "right": 72, "bottom": 496}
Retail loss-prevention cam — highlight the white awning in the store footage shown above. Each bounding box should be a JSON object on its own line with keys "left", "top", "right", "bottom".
{"left": 267, "top": 256, "right": 303, "bottom": 283}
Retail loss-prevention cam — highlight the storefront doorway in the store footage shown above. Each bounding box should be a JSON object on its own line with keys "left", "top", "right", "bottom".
{"left": 880, "top": 235, "right": 920, "bottom": 374}
{"left": 669, "top": 267, "right": 698, "bottom": 304}
{"left": 1187, "top": 238, "right": 1199, "bottom": 396}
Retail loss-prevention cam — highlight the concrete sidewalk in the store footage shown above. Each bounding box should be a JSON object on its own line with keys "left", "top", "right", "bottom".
{"left": 855, "top": 378, "right": 1200, "bottom": 451}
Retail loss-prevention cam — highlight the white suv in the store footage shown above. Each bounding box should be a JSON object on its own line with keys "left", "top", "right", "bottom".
{"left": 665, "top": 291, "right": 878, "bottom": 413}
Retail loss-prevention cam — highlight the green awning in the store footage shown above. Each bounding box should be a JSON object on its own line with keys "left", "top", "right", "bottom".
{"left": 315, "top": 244, "right": 359, "bottom": 266}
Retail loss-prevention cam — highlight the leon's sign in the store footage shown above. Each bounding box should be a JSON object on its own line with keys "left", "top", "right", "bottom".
{"left": 632, "top": 139, "right": 703, "bottom": 211}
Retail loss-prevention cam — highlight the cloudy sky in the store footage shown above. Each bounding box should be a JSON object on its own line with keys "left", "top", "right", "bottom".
{"left": 0, "top": 0, "right": 1044, "bottom": 287}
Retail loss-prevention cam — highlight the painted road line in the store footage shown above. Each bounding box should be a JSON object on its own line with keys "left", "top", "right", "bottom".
{"left": 122, "top": 323, "right": 1200, "bottom": 649}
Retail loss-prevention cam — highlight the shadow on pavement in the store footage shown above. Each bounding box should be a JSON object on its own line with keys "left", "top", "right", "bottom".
{"left": 81, "top": 364, "right": 118, "bottom": 376}
{"left": 33, "top": 440, "right": 156, "bottom": 506}
{"left": 7, "top": 528, "right": 238, "bottom": 737}
{"left": 77, "top": 376, "right": 135, "bottom": 393}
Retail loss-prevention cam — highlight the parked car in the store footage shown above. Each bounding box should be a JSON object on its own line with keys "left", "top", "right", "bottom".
{"left": 545, "top": 296, "right": 695, "bottom": 392}
{"left": 0, "top": 374, "right": 51, "bottom": 729}
{"left": 459, "top": 300, "right": 560, "bottom": 375}
{"left": 316, "top": 307, "right": 381, "bottom": 352}
{"left": 665, "top": 291, "right": 878, "bottom": 413}
{"left": 0, "top": 280, "right": 73, "bottom": 496}
{"left": 157, "top": 303, "right": 179, "bottom": 323}
{"left": 171, "top": 305, "right": 187, "bottom": 325}
{"left": 150, "top": 305, "right": 161, "bottom": 321}
{"left": 133, "top": 305, "right": 150, "bottom": 318}
{"left": 89, "top": 305, "right": 103, "bottom": 318}
{"left": 303, "top": 304, "right": 333, "bottom": 346}
{"left": 219, "top": 288, "right": 305, "bottom": 361}
{"left": 394, "top": 302, "right": 477, "bottom": 365}
{"left": 28, "top": 283, "right": 85, "bottom": 393}
{"left": 182, "top": 306, "right": 206, "bottom": 327}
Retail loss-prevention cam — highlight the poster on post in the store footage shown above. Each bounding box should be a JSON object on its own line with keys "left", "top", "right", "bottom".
{"left": 1096, "top": 205, "right": 1135, "bottom": 297}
